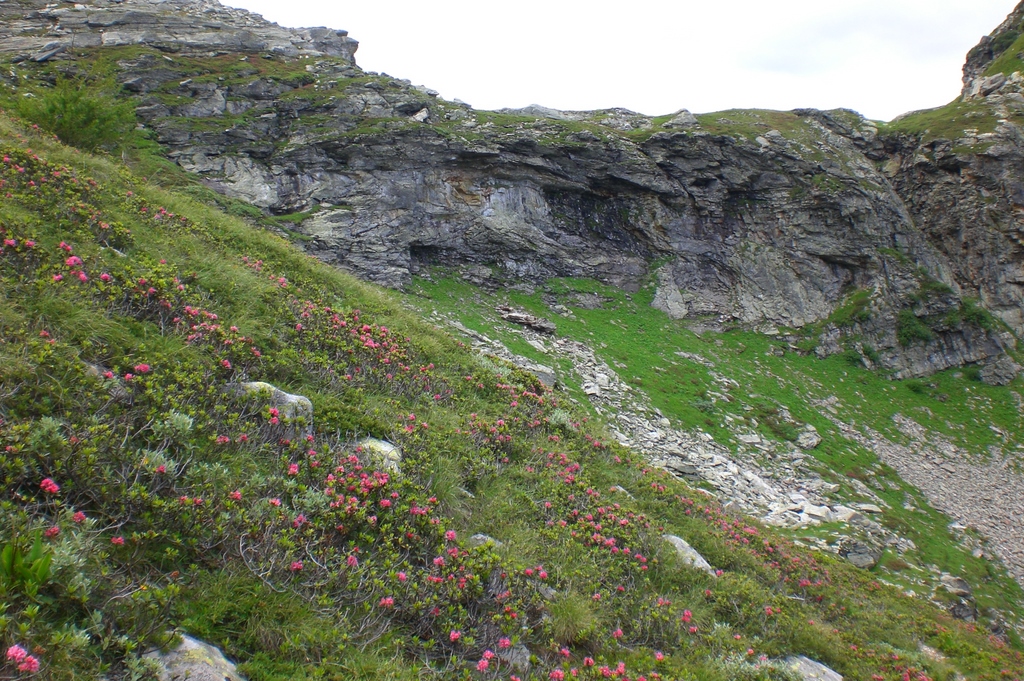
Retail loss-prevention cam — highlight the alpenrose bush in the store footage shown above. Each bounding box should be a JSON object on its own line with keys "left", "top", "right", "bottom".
{"left": 1, "top": 121, "right": 1023, "bottom": 681}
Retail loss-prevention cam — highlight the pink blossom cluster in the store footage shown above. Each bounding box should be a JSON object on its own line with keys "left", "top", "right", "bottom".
{"left": 6, "top": 645, "right": 40, "bottom": 673}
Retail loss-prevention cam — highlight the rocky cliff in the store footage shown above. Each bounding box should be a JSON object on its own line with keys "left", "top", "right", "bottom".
{"left": 2, "top": 0, "right": 1023, "bottom": 380}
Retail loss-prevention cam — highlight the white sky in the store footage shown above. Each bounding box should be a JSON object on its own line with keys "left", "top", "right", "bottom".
{"left": 223, "top": 0, "right": 1016, "bottom": 121}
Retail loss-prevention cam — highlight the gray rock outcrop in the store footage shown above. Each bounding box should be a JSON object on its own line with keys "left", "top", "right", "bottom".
{"left": 0, "top": 0, "right": 357, "bottom": 60}
{"left": 144, "top": 634, "right": 246, "bottom": 681}
{"left": 357, "top": 437, "right": 402, "bottom": 473}
{"left": 2, "top": 0, "right": 1021, "bottom": 380}
{"left": 235, "top": 381, "right": 313, "bottom": 438}
{"left": 662, "top": 534, "right": 715, "bottom": 576}
{"left": 838, "top": 539, "right": 880, "bottom": 569}
{"left": 783, "top": 656, "right": 842, "bottom": 681}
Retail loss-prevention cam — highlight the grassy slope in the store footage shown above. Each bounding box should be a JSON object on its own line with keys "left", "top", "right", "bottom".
{"left": 0, "top": 113, "right": 1022, "bottom": 681}
{"left": 406, "top": 274, "right": 1024, "bottom": 628}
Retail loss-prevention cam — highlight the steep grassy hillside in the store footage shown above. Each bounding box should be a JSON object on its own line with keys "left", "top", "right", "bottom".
{"left": 3, "top": 109, "right": 1024, "bottom": 681}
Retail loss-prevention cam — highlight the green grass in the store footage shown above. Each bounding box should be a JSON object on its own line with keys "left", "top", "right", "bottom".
{"left": 879, "top": 97, "right": 1021, "bottom": 146}
{"left": 405, "top": 269, "right": 1024, "bottom": 629}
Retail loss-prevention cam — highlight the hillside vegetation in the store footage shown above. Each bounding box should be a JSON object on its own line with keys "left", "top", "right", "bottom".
{"left": 2, "top": 92, "right": 1024, "bottom": 681}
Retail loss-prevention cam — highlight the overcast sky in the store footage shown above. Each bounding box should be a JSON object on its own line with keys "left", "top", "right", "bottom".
{"left": 224, "top": 0, "right": 1015, "bottom": 121}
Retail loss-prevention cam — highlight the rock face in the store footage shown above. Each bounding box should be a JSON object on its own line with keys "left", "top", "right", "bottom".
{"left": 144, "top": 634, "right": 246, "bottom": 681}
{"left": 0, "top": 0, "right": 357, "bottom": 60}
{"left": 961, "top": 2, "right": 1024, "bottom": 96}
{"left": 2, "top": 0, "right": 1022, "bottom": 379}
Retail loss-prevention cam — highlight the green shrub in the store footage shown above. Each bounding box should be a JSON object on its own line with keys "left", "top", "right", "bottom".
{"left": 992, "top": 30, "right": 1021, "bottom": 55}
{"left": 548, "top": 591, "right": 599, "bottom": 645}
{"left": 896, "top": 309, "right": 934, "bottom": 346}
{"left": 18, "top": 77, "right": 135, "bottom": 151}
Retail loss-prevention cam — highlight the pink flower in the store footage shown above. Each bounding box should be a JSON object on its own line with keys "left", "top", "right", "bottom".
{"left": 40, "top": 478, "right": 60, "bottom": 494}
{"left": 229, "top": 490, "right": 242, "bottom": 500}
{"left": 292, "top": 514, "right": 307, "bottom": 528}
{"left": 65, "top": 256, "right": 82, "bottom": 267}
{"left": 346, "top": 554, "right": 358, "bottom": 568}
{"left": 7, "top": 645, "right": 28, "bottom": 662}
{"left": 18, "top": 655, "right": 40, "bottom": 673}
{"left": 379, "top": 596, "right": 395, "bottom": 608}
{"left": 221, "top": 359, "right": 232, "bottom": 369}
{"left": 288, "top": 463, "right": 299, "bottom": 476}
{"left": 476, "top": 659, "right": 489, "bottom": 672}
{"left": 449, "top": 630, "right": 461, "bottom": 642}
{"left": 134, "top": 364, "right": 150, "bottom": 373}
{"left": 216, "top": 435, "right": 230, "bottom": 445}
{"left": 612, "top": 628, "right": 623, "bottom": 639}
{"left": 77, "top": 271, "right": 88, "bottom": 282}
{"left": 548, "top": 670, "right": 563, "bottom": 680}
{"left": 269, "top": 498, "right": 281, "bottom": 507}
{"left": 483, "top": 650, "right": 495, "bottom": 660}
{"left": 72, "top": 511, "right": 86, "bottom": 523}
{"left": 44, "top": 526, "right": 60, "bottom": 538}
{"left": 583, "top": 657, "right": 595, "bottom": 667}
{"left": 498, "top": 637, "right": 511, "bottom": 649}
{"left": 52, "top": 274, "right": 63, "bottom": 282}
{"left": 290, "top": 561, "right": 303, "bottom": 571}
{"left": 155, "top": 465, "right": 166, "bottom": 474}
{"left": 111, "top": 536, "right": 124, "bottom": 545}
{"left": 100, "top": 273, "right": 111, "bottom": 282}
{"left": 397, "top": 571, "right": 407, "bottom": 582}
{"left": 445, "top": 530, "right": 456, "bottom": 541}
{"left": 654, "top": 651, "right": 664, "bottom": 662}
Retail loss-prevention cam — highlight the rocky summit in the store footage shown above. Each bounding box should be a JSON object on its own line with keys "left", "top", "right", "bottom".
{"left": 4, "top": 2, "right": 1024, "bottom": 681}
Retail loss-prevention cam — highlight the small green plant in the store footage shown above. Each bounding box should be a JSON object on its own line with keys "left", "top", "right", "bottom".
{"left": 896, "top": 309, "right": 935, "bottom": 346}
{"left": 0, "top": 532, "right": 53, "bottom": 600}
{"left": 548, "top": 591, "right": 598, "bottom": 645}
{"left": 18, "top": 77, "right": 135, "bottom": 151}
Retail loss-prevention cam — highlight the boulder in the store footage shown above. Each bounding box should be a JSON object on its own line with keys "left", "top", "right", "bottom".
{"left": 497, "top": 306, "right": 557, "bottom": 334}
{"left": 83, "top": 362, "right": 131, "bottom": 402}
{"left": 467, "top": 534, "right": 504, "bottom": 548}
{"left": 497, "top": 643, "right": 532, "bottom": 672}
{"left": 783, "top": 656, "right": 843, "bottom": 681}
{"left": 796, "top": 425, "right": 822, "bottom": 450}
{"left": 357, "top": 438, "right": 402, "bottom": 473}
{"left": 144, "top": 634, "right": 245, "bottom": 681}
{"left": 949, "top": 601, "right": 978, "bottom": 622}
{"left": 838, "top": 540, "right": 880, "bottom": 569}
{"left": 235, "top": 382, "right": 313, "bottom": 439}
{"left": 662, "top": 534, "right": 715, "bottom": 576}
{"left": 662, "top": 109, "right": 699, "bottom": 129}
{"left": 939, "top": 574, "right": 972, "bottom": 598}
